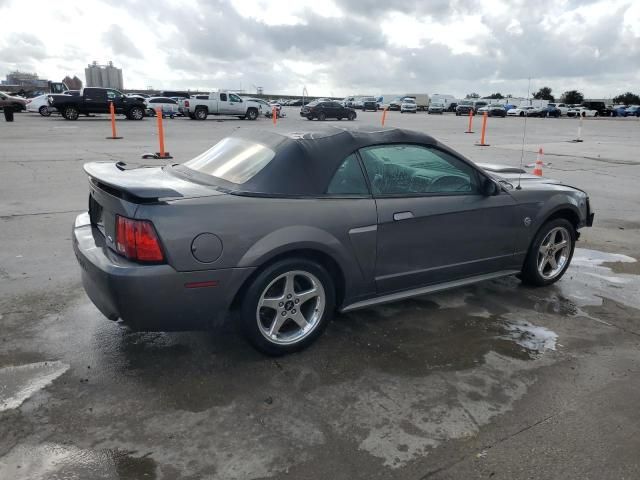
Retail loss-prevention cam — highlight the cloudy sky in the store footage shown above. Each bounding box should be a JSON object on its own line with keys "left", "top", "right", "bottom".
{"left": 1, "top": 0, "right": 639, "bottom": 98}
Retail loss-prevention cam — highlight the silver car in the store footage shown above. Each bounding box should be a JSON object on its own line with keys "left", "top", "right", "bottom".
{"left": 73, "top": 126, "right": 594, "bottom": 355}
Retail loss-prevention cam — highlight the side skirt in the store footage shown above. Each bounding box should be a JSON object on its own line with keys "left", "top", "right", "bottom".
{"left": 340, "top": 270, "right": 520, "bottom": 313}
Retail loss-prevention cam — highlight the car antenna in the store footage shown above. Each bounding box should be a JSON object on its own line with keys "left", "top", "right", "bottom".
{"left": 516, "top": 77, "right": 531, "bottom": 190}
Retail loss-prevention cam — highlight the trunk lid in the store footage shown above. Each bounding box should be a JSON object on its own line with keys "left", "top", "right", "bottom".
{"left": 84, "top": 162, "right": 223, "bottom": 255}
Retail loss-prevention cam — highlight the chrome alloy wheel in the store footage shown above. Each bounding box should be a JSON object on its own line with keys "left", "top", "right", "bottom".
{"left": 537, "top": 226, "right": 571, "bottom": 280}
{"left": 256, "top": 271, "right": 325, "bottom": 345}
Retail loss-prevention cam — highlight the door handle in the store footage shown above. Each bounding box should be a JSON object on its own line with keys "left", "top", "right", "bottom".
{"left": 393, "top": 211, "right": 414, "bottom": 221}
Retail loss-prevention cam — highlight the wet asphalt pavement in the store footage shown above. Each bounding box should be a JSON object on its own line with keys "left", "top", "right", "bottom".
{"left": 1, "top": 110, "right": 639, "bottom": 479}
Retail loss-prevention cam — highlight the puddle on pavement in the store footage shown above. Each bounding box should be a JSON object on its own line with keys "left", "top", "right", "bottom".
{"left": 0, "top": 444, "right": 157, "bottom": 480}
{"left": 1, "top": 247, "right": 637, "bottom": 476}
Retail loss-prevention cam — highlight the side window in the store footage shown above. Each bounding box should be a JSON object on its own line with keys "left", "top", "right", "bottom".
{"left": 229, "top": 94, "right": 242, "bottom": 102}
{"left": 219, "top": 93, "right": 228, "bottom": 101}
{"left": 149, "top": 98, "right": 160, "bottom": 103}
{"left": 326, "top": 154, "right": 369, "bottom": 195}
{"left": 168, "top": 99, "right": 178, "bottom": 104}
{"left": 106, "top": 90, "right": 120, "bottom": 101}
{"left": 360, "top": 144, "right": 479, "bottom": 196}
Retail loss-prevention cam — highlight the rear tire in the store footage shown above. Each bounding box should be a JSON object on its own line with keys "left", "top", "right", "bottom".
{"left": 195, "top": 108, "right": 207, "bottom": 120}
{"left": 63, "top": 106, "right": 79, "bottom": 120}
{"left": 520, "top": 218, "right": 576, "bottom": 287}
{"left": 238, "top": 258, "right": 335, "bottom": 356}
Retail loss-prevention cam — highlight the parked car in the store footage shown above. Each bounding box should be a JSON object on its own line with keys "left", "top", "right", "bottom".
{"left": 301, "top": 101, "right": 357, "bottom": 120}
{"left": 472, "top": 101, "right": 488, "bottom": 113}
{"left": 447, "top": 102, "right": 458, "bottom": 112}
{"left": 72, "top": 126, "right": 594, "bottom": 355}
{"left": 547, "top": 103, "right": 569, "bottom": 116}
{"left": 352, "top": 97, "right": 365, "bottom": 109}
{"left": 542, "top": 105, "right": 561, "bottom": 118}
{"left": 0, "top": 91, "right": 27, "bottom": 111}
{"left": 145, "top": 97, "right": 179, "bottom": 117}
{"left": 48, "top": 88, "right": 146, "bottom": 120}
{"left": 612, "top": 105, "right": 628, "bottom": 117}
{"left": 404, "top": 93, "right": 430, "bottom": 111}
{"left": 581, "top": 101, "right": 607, "bottom": 116}
{"left": 26, "top": 94, "right": 54, "bottom": 116}
{"left": 179, "top": 91, "right": 261, "bottom": 120}
{"left": 388, "top": 97, "right": 404, "bottom": 111}
{"left": 400, "top": 98, "right": 418, "bottom": 113}
{"left": 567, "top": 107, "right": 598, "bottom": 117}
{"left": 507, "top": 106, "right": 544, "bottom": 117}
{"left": 362, "top": 97, "right": 378, "bottom": 111}
{"left": 477, "top": 104, "right": 506, "bottom": 117}
{"left": 427, "top": 102, "right": 445, "bottom": 114}
{"left": 455, "top": 101, "right": 474, "bottom": 115}
{"left": 624, "top": 105, "right": 640, "bottom": 117}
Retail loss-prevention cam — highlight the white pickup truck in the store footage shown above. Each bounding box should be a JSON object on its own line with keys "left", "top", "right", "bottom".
{"left": 179, "top": 91, "right": 262, "bottom": 120}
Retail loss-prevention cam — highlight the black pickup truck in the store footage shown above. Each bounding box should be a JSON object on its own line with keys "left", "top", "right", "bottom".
{"left": 48, "top": 87, "right": 146, "bottom": 120}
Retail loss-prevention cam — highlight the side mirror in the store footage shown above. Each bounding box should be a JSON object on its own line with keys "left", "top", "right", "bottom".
{"left": 482, "top": 178, "right": 500, "bottom": 196}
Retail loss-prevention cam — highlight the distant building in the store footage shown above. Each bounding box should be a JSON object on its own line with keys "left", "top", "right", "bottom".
{"left": 1, "top": 71, "right": 49, "bottom": 89}
{"left": 84, "top": 61, "right": 123, "bottom": 90}
{"left": 63, "top": 75, "right": 83, "bottom": 90}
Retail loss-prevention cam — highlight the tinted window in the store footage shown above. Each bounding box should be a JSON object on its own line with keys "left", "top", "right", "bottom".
{"left": 149, "top": 98, "right": 160, "bottom": 103}
{"left": 229, "top": 93, "right": 242, "bottom": 102}
{"left": 327, "top": 154, "right": 369, "bottom": 195}
{"left": 183, "top": 137, "right": 275, "bottom": 184}
{"left": 330, "top": 102, "right": 342, "bottom": 108}
{"left": 360, "top": 144, "right": 479, "bottom": 196}
{"left": 220, "top": 93, "right": 228, "bottom": 101}
{"left": 106, "top": 90, "right": 121, "bottom": 100}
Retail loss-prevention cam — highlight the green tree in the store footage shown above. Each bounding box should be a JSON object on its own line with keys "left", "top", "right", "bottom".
{"left": 612, "top": 92, "right": 640, "bottom": 105}
{"left": 533, "top": 87, "right": 555, "bottom": 102}
{"left": 465, "top": 92, "right": 480, "bottom": 99}
{"left": 560, "top": 90, "right": 584, "bottom": 104}
{"left": 485, "top": 92, "right": 504, "bottom": 99}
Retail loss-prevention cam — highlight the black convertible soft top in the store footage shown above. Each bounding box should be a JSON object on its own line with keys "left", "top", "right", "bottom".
{"left": 176, "top": 125, "right": 440, "bottom": 196}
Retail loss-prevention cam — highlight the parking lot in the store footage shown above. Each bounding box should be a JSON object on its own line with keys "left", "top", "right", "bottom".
{"left": 1, "top": 110, "right": 640, "bottom": 479}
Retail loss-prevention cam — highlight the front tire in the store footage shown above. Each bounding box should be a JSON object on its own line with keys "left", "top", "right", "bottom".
{"left": 239, "top": 258, "right": 336, "bottom": 355}
{"left": 348, "top": 111, "right": 356, "bottom": 120}
{"left": 520, "top": 218, "right": 576, "bottom": 286}
{"left": 317, "top": 112, "right": 326, "bottom": 121}
{"left": 127, "top": 106, "right": 144, "bottom": 120}
{"left": 39, "top": 106, "right": 51, "bottom": 117}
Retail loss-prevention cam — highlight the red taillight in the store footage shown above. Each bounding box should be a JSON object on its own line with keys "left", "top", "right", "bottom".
{"left": 115, "top": 215, "right": 165, "bottom": 263}
{"left": 184, "top": 100, "right": 189, "bottom": 107}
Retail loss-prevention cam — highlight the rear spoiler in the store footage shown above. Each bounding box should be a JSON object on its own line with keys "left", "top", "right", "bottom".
{"left": 84, "top": 162, "right": 220, "bottom": 201}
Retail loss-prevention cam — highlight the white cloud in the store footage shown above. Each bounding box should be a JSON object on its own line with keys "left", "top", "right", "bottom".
{"left": 0, "top": 0, "right": 638, "bottom": 98}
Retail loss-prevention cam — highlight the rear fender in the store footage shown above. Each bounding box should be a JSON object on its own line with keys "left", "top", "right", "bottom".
{"left": 237, "top": 225, "right": 362, "bottom": 295}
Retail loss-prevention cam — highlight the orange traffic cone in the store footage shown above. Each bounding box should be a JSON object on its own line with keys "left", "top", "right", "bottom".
{"left": 532, "top": 148, "right": 544, "bottom": 176}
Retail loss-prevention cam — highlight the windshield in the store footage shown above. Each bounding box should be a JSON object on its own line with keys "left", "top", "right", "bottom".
{"left": 489, "top": 104, "right": 503, "bottom": 108}
{"left": 431, "top": 103, "right": 444, "bottom": 107}
{"left": 403, "top": 98, "right": 416, "bottom": 104}
{"left": 459, "top": 100, "right": 472, "bottom": 105}
{"left": 183, "top": 137, "right": 275, "bottom": 184}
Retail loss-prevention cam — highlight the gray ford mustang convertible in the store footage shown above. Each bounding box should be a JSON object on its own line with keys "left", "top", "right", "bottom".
{"left": 73, "top": 126, "right": 594, "bottom": 355}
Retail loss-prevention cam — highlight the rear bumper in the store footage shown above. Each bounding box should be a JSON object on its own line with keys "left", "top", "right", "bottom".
{"left": 72, "top": 213, "right": 254, "bottom": 331}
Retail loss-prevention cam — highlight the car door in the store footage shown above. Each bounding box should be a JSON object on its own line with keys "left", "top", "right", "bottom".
{"left": 359, "top": 143, "right": 520, "bottom": 294}
{"left": 85, "top": 88, "right": 109, "bottom": 113}
{"left": 106, "top": 89, "right": 124, "bottom": 113}
{"left": 227, "top": 93, "right": 245, "bottom": 115}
